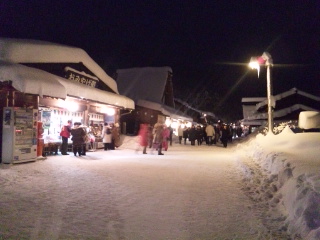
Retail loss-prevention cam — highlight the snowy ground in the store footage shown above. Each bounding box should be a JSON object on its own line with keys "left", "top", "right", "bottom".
{"left": 0, "top": 131, "right": 319, "bottom": 240}
{"left": 235, "top": 127, "right": 320, "bottom": 240}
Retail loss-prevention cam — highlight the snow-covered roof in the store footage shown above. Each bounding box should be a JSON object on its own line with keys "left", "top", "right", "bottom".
{"left": 0, "top": 61, "right": 134, "bottom": 109}
{"left": 58, "top": 77, "right": 134, "bottom": 109}
{"left": 174, "top": 98, "right": 216, "bottom": 118}
{"left": 0, "top": 38, "right": 119, "bottom": 93}
{"left": 137, "top": 99, "right": 193, "bottom": 122}
{"left": 256, "top": 88, "right": 320, "bottom": 110}
{"left": 247, "top": 104, "right": 318, "bottom": 120}
{"left": 116, "top": 67, "right": 172, "bottom": 103}
{"left": 0, "top": 61, "right": 66, "bottom": 99}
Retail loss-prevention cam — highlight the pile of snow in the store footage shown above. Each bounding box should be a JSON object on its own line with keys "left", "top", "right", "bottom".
{"left": 299, "top": 111, "right": 320, "bottom": 130}
{"left": 235, "top": 127, "right": 320, "bottom": 239}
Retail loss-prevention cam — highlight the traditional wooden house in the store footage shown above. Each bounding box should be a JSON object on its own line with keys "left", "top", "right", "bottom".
{"left": 116, "top": 67, "right": 193, "bottom": 135}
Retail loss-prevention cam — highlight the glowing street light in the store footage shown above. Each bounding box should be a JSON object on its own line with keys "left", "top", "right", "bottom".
{"left": 249, "top": 52, "right": 274, "bottom": 134}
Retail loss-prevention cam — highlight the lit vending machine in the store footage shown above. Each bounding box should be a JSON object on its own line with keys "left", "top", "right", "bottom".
{"left": 2, "top": 107, "right": 38, "bottom": 164}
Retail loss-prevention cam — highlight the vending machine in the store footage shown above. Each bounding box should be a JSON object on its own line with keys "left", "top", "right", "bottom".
{"left": 2, "top": 107, "right": 38, "bottom": 163}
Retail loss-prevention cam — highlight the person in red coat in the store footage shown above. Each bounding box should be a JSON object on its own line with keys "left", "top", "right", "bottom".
{"left": 137, "top": 123, "right": 149, "bottom": 154}
{"left": 162, "top": 125, "right": 170, "bottom": 151}
{"left": 60, "top": 120, "right": 72, "bottom": 155}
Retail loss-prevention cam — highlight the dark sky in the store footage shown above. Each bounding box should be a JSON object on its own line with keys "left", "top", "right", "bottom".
{"left": 1, "top": 0, "right": 319, "bottom": 121}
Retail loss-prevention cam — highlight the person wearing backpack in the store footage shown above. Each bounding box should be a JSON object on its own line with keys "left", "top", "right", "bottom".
{"left": 102, "top": 122, "right": 112, "bottom": 150}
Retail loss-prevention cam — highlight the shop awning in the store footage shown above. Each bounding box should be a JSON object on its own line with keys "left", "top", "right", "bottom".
{"left": 0, "top": 61, "right": 66, "bottom": 99}
{"left": 137, "top": 99, "right": 193, "bottom": 122}
{"left": 57, "top": 78, "right": 135, "bottom": 109}
{"left": 0, "top": 61, "right": 135, "bottom": 109}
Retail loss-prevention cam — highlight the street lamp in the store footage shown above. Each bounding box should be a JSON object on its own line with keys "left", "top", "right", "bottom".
{"left": 249, "top": 52, "right": 274, "bottom": 134}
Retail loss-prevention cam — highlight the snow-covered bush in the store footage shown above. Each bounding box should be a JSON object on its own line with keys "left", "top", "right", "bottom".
{"left": 260, "top": 120, "right": 298, "bottom": 135}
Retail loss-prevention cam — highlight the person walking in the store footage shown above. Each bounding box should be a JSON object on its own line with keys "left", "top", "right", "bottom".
{"left": 148, "top": 125, "right": 154, "bottom": 148}
{"left": 220, "top": 124, "right": 230, "bottom": 148}
{"left": 168, "top": 126, "right": 173, "bottom": 146}
{"left": 178, "top": 125, "right": 183, "bottom": 144}
{"left": 153, "top": 122, "right": 164, "bottom": 155}
{"left": 196, "top": 125, "right": 203, "bottom": 145}
{"left": 183, "top": 126, "right": 189, "bottom": 145}
{"left": 188, "top": 125, "right": 197, "bottom": 146}
{"left": 137, "top": 123, "right": 149, "bottom": 154}
{"left": 60, "top": 120, "right": 72, "bottom": 155}
{"left": 70, "top": 122, "right": 86, "bottom": 156}
{"left": 102, "top": 122, "right": 112, "bottom": 151}
{"left": 215, "top": 123, "right": 221, "bottom": 144}
{"left": 205, "top": 123, "right": 215, "bottom": 146}
{"left": 162, "top": 125, "right": 170, "bottom": 151}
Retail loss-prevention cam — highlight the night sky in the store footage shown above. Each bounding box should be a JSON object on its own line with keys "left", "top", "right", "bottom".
{"left": 1, "top": 1, "right": 319, "bottom": 121}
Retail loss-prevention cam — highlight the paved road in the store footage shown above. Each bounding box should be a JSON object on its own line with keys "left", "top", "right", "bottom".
{"left": 1, "top": 140, "right": 272, "bottom": 240}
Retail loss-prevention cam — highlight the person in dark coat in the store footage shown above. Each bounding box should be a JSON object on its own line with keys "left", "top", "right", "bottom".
{"left": 71, "top": 122, "right": 86, "bottom": 156}
{"left": 196, "top": 125, "right": 203, "bottom": 145}
{"left": 183, "top": 126, "right": 189, "bottom": 145}
{"left": 188, "top": 125, "right": 197, "bottom": 146}
{"left": 178, "top": 125, "right": 184, "bottom": 144}
{"left": 168, "top": 126, "right": 173, "bottom": 146}
{"left": 220, "top": 124, "right": 230, "bottom": 148}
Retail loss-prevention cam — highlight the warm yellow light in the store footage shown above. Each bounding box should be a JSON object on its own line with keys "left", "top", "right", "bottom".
{"left": 165, "top": 118, "right": 172, "bottom": 127}
{"left": 171, "top": 121, "right": 178, "bottom": 129}
{"left": 249, "top": 57, "right": 259, "bottom": 69}
{"left": 105, "top": 108, "right": 115, "bottom": 116}
{"left": 66, "top": 102, "right": 78, "bottom": 112}
{"left": 249, "top": 57, "right": 260, "bottom": 77}
{"left": 101, "top": 107, "right": 115, "bottom": 116}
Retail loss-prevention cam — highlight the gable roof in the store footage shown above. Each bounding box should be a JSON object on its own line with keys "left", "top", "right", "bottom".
{"left": 256, "top": 88, "right": 320, "bottom": 110}
{"left": 116, "top": 67, "right": 172, "bottom": 103}
{"left": 247, "top": 104, "right": 318, "bottom": 120}
{"left": 0, "top": 38, "right": 119, "bottom": 93}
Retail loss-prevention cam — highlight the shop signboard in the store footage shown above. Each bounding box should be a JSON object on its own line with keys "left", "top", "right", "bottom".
{"left": 65, "top": 68, "right": 98, "bottom": 88}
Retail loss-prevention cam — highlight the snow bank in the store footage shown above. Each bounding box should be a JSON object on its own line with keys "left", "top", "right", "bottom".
{"left": 236, "top": 128, "right": 320, "bottom": 239}
{"left": 299, "top": 111, "right": 320, "bottom": 130}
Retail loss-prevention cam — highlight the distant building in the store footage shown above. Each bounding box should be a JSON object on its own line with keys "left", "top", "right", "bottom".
{"left": 241, "top": 88, "right": 320, "bottom": 132}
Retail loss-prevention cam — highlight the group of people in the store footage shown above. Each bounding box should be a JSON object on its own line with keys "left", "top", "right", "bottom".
{"left": 60, "top": 120, "right": 120, "bottom": 156}
{"left": 60, "top": 120, "right": 240, "bottom": 157}
{"left": 177, "top": 123, "right": 233, "bottom": 148}
{"left": 60, "top": 121, "right": 87, "bottom": 156}
{"left": 137, "top": 122, "right": 173, "bottom": 155}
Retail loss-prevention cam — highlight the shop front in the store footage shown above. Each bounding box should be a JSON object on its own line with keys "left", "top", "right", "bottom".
{"left": 38, "top": 97, "right": 120, "bottom": 154}
{"left": 0, "top": 62, "right": 134, "bottom": 163}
